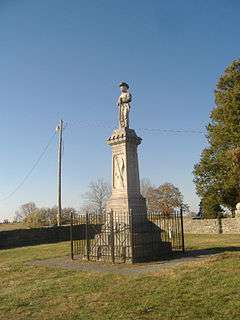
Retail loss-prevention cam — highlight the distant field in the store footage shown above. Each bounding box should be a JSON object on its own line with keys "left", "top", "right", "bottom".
{"left": 0, "top": 223, "right": 28, "bottom": 231}
{"left": 0, "top": 234, "right": 240, "bottom": 320}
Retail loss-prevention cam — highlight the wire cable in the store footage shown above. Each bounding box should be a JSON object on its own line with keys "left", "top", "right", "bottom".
{"left": 70, "top": 120, "right": 205, "bottom": 134}
{"left": 0, "top": 132, "right": 56, "bottom": 202}
{"left": 138, "top": 128, "right": 205, "bottom": 134}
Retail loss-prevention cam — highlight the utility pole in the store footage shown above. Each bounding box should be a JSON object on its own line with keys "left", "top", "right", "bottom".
{"left": 180, "top": 205, "right": 185, "bottom": 254}
{"left": 56, "top": 119, "right": 63, "bottom": 226}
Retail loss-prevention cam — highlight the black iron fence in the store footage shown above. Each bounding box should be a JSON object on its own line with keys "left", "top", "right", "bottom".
{"left": 147, "top": 210, "right": 184, "bottom": 251}
{"left": 70, "top": 208, "right": 184, "bottom": 263}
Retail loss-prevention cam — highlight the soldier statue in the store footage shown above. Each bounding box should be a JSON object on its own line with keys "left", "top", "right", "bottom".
{"left": 117, "top": 82, "right": 132, "bottom": 128}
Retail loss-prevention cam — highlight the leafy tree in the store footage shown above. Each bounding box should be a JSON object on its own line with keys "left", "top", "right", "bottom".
{"left": 147, "top": 182, "right": 184, "bottom": 214}
{"left": 201, "top": 194, "right": 223, "bottom": 219}
{"left": 193, "top": 60, "right": 240, "bottom": 215}
{"left": 23, "top": 208, "right": 46, "bottom": 228}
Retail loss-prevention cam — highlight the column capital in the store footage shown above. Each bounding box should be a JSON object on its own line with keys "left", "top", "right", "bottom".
{"left": 107, "top": 128, "right": 142, "bottom": 146}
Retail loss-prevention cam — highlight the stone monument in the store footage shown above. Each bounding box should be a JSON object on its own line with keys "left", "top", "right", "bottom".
{"left": 105, "top": 82, "right": 172, "bottom": 262}
{"left": 74, "top": 83, "right": 174, "bottom": 263}
{"left": 106, "top": 82, "right": 147, "bottom": 221}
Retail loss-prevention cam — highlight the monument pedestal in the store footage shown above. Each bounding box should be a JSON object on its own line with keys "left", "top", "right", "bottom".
{"left": 106, "top": 128, "right": 147, "bottom": 222}
{"left": 105, "top": 127, "right": 172, "bottom": 262}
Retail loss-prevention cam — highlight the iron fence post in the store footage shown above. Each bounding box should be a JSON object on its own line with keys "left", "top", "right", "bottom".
{"left": 110, "top": 210, "right": 115, "bottom": 264}
{"left": 129, "top": 209, "right": 135, "bottom": 263}
{"left": 86, "top": 211, "right": 90, "bottom": 261}
{"left": 180, "top": 205, "right": 185, "bottom": 254}
{"left": 70, "top": 212, "right": 74, "bottom": 260}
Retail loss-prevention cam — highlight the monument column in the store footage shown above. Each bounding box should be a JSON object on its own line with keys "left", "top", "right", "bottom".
{"left": 106, "top": 82, "right": 147, "bottom": 221}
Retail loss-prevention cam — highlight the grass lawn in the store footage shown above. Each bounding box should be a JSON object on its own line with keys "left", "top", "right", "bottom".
{"left": 0, "top": 234, "right": 240, "bottom": 320}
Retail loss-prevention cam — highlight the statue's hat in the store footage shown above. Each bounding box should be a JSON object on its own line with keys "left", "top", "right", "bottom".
{"left": 119, "top": 81, "right": 129, "bottom": 89}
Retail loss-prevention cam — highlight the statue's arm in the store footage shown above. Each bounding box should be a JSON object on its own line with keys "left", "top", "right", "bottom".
{"left": 117, "top": 96, "right": 122, "bottom": 106}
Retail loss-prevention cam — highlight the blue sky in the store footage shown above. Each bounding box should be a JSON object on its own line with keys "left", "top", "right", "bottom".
{"left": 0, "top": 0, "right": 239, "bottom": 220}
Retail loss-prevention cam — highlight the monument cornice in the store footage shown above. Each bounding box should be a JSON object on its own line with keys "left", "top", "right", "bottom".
{"left": 107, "top": 128, "right": 142, "bottom": 146}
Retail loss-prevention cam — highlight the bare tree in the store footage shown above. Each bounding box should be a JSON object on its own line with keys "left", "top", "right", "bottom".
{"left": 83, "top": 178, "right": 111, "bottom": 214}
{"left": 15, "top": 202, "right": 37, "bottom": 222}
{"left": 140, "top": 178, "right": 154, "bottom": 198}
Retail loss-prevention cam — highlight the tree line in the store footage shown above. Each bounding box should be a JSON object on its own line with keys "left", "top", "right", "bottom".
{"left": 15, "top": 178, "right": 187, "bottom": 227}
{"left": 14, "top": 202, "right": 76, "bottom": 227}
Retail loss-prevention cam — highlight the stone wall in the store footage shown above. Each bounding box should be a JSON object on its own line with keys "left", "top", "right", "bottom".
{"left": 183, "top": 217, "right": 240, "bottom": 234}
{"left": 0, "top": 224, "right": 101, "bottom": 250}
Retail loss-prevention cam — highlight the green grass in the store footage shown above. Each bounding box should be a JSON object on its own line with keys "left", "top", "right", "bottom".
{"left": 185, "top": 233, "right": 240, "bottom": 249}
{"left": 0, "top": 234, "right": 240, "bottom": 320}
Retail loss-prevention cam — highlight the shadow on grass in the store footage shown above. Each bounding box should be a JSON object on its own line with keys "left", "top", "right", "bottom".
{"left": 166, "top": 246, "right": 240, "bottom": 262}
{"left": 185, "top": 246, "right": 240, "bottom": 257}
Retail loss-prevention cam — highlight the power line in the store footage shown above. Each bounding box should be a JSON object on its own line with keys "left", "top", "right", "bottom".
{"left": 0, "top": 132, "right": 56, "bottom": 202}
{"left": 138, "top": 128, "right": 205, "bottom": 134}
{"left": 70, "top": 120, "right": 205, "bottom": 134}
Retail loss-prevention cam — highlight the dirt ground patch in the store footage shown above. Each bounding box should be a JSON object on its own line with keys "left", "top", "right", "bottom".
{"left": 29, "top": 249, "right": 233, "bottom": 275}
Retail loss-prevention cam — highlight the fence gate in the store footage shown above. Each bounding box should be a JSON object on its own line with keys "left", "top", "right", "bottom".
{"left": 70, "top": 208, "right": 184, "bottom": 263}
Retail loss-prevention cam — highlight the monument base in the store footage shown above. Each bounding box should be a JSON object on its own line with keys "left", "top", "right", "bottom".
{"left": 84, "top": 212, "right": 172, "bottom": 263}
{"left": 131, "top": 219, "right": 172, "bottom": 262}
